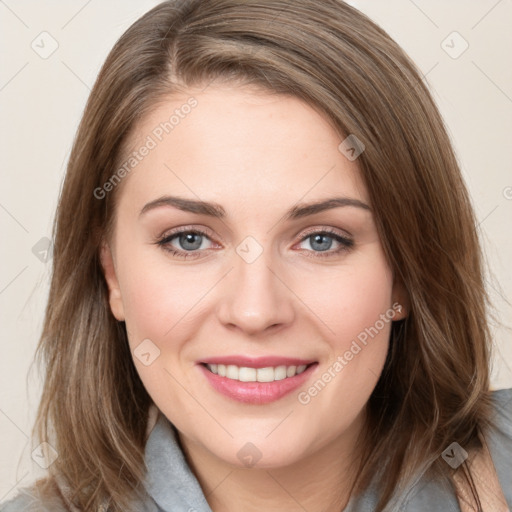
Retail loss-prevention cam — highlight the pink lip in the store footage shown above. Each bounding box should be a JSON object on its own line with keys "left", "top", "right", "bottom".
{"left": 198, "top": 361, "right": 318, "bottom": 405}
{"left": 200, "top": 355, "right": 315, "bottom": 368}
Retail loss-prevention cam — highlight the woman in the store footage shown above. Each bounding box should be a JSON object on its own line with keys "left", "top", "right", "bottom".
{"left": 1, "top": 1, "right": 510, "bottom": 511}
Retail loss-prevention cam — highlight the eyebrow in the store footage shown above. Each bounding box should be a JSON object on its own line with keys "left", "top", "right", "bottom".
{"left": 139, "top": 195, "right": 371, "bottom": 221}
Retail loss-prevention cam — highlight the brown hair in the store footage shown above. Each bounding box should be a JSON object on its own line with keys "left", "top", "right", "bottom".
{"left": 29, "top": 0, "right": 495, "bottom": 510}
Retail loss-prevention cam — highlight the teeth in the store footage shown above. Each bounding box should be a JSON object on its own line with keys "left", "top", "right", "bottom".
{"left": 274, "top": 365, "right": 287, "bottom": 381}
{"left": 286, "top": 365, "right": 297, "bottom": 377}
{"left": 256, "top": 367, "right": 274, "bottom": 382}
{"left": 226, "top": 365, "right": 238, "bottom": 379}
{"left": 206, "top": 363, "right": 309, "bottom": 382}
{"left": 239, "top": 367, "right": 257, "bottom": 382}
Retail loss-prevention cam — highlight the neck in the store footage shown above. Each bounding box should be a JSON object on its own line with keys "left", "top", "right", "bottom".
{"left": 178, "top": 409, "right": 367, "bottom": 512}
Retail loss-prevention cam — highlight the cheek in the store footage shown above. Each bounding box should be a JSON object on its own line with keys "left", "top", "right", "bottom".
{"left": 116, "top": 241, "right": 206, "bottom": 343}
{"left": 293, "top": 249, "right": 394, "bottom": 407}
{"left": 116, "top": 254, "right": 204, "bottom": 410}
{"left": 121, "top": 275, "right": 173, "bottom": 343}
{"left": 295, "top": 250, "right": 394, "bottom": 349}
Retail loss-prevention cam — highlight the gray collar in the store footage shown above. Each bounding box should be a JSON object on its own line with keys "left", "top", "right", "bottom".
{"left": 141, "top": 413, "right": 459, "bottom": 512}
{"left": 143, "top": 413, "right": 213, "bottom": 512}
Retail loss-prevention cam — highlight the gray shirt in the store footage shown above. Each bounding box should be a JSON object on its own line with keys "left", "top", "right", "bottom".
{"left": 2, "top": 388, "right": 511, "bottom": 511}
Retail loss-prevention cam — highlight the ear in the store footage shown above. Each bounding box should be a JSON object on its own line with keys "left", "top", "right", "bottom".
{"left": 391, "top": 276, "right": 410, "bottom": 321}
{"left": 99, "top": 242, "right": 125, "bottom": 321}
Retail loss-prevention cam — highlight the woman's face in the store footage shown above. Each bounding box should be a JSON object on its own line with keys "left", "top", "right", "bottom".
{"left": 101, "top": 84, "right": 406, "bottom": 469}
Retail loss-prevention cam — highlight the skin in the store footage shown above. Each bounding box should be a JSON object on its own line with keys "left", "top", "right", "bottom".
{"left": 101, "top": 84, "right": 408, "bottom": 512}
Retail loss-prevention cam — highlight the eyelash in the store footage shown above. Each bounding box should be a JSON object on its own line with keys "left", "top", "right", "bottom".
{"left": 155, "top": 226, "right": 354, "bottom": 260}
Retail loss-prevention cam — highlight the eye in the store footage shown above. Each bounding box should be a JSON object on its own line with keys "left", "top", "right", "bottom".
{"left": 155, "top": 227, "right": 216, "bottom": 259}
{"left": 296, "top": 228, "right": 354, "bottom": 258}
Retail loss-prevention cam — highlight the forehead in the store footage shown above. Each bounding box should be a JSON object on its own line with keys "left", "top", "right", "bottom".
{"left": 117, "top": 85, "right": 369, "bottom": 215}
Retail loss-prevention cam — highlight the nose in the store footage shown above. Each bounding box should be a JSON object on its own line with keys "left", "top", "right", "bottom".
{"left": 216, "top": 247, "right": 295, "bottom": 336}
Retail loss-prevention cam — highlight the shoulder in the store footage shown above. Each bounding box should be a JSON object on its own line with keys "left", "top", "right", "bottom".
{"left": 395, "top": 387, "right": 512, "bottom": 511}
{"left": 485, "top": 387, "right": 512, "bottom": 506}
{"left": 489, "top": 386, "right": 512, "bottom": 426}
{"left": 487, "top": 386, "right": 512, "bottom": 451}
{"left": 0, "top": 479, "right": 69, "bottom": 512}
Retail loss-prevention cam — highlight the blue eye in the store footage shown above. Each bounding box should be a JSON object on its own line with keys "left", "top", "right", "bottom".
{"left": 156, "top": 229, "right": 213, "bottom": 259}
{"left": 172, "top": 232, "right": 206, "bottom": 251}
{"left": 156, "top": 227, "right": 353, "bottom": 259}
{"left": 297, "top": 229, "right": 354, "bottom": 258}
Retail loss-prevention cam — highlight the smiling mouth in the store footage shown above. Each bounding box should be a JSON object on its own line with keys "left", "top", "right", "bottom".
{"left": 199, "top": 360, "right": 318, "bottom": 404}
{"left": 203, "top": 363, "right": 312, "bottom": 383}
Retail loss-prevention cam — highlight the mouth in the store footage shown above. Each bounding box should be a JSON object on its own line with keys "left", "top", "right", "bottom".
{"left": 203, "top": 362, "right": 309, "bottom": 382}
{"left": 198, "top": 357, "right": 318, "bottom": 404}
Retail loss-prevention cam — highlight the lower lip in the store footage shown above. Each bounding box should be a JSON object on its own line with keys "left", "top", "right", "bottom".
{"left": 199, "top": 364, "right": 317, "bottom": 404}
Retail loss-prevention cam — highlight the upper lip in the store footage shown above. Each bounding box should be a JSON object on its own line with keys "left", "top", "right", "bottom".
{"left": 200, "top": 355, "right": 316, "bottom": 368}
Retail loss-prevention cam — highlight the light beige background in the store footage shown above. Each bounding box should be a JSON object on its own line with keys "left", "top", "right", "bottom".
{"left": 0, "top": 0, "right": 511, "bottom": 501}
